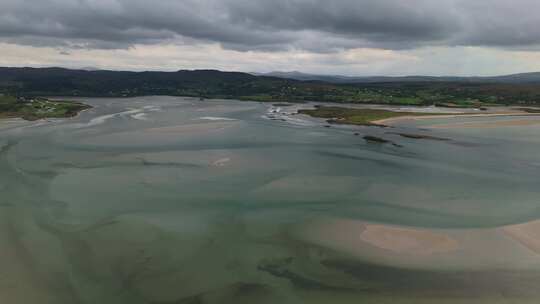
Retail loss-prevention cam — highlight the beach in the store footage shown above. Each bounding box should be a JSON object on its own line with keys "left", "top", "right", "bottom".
{"left": 372, "top": 110, "right": 540, "bottom": 126}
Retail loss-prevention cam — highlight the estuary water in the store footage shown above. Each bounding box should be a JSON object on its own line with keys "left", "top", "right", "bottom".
{"left": 2, "top": 96, "right": 540, "bottom": 303}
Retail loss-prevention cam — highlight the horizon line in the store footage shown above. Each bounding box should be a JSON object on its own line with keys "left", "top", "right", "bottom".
{"left": 1, "top": 65, "right": 539, "bottom": 79}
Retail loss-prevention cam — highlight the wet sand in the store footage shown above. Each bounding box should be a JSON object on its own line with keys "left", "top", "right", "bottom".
{"left": 360, "top": 224, "right": 459, "bottom": 256}
{"left": 81, "top": 121, "right": 242, "bottom": 146}
{"left": 294, "top": 218, "right": 460, "bottom": 258}
{"left": 293, "top": 217, "right": 540, "bottom": 272}
{"left": 503, "top": 220, "right": 540, "bottom": 255}
{"left": 292, "top": 218, "right": 462, "bottom": 260}
{"left": 427, "top": 118, "right": 540, "bottom": 129}
{"left": 145, "top": 121, "right": 240, "bottom": 134}
{"left": 0, "top": 118, "right": 27, "bottom": 130}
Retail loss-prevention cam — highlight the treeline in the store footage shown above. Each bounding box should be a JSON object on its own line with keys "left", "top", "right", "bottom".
{"left": 1, "top": 67, "right": 540, "bottom": 106}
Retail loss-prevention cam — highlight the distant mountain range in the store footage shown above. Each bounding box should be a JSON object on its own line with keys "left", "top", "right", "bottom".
{"left": 0, "top": 67, "right": 265, "bottom": 97}
{"left": 254, "top": 71, "right": 540, "bottom": 84}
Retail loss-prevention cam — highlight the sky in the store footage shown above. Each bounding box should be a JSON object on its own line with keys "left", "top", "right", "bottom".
{"left": 1, "top": 0, "right": 540, "bottom": 76}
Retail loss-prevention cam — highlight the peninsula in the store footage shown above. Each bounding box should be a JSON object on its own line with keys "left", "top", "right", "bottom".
{"left": 0, "top": 95, "right": 91, "bottom": 121}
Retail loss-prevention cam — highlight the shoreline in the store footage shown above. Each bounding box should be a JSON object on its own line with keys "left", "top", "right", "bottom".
{"left": 4, "top": 96, "right": 540, "bottom": 127}
{"left": 372, "top": 111, "right": 540, "bottom": 126}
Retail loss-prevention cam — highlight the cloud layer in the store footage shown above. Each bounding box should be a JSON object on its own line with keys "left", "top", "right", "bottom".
{"left": 1, "top": 0, "right": 540, "bottom": 52}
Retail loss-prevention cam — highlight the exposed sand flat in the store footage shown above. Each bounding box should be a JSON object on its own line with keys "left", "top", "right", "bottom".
{"left": 0, "top": 118, "right": 23, "bottom": 123}
{"left": 193, "top": 103, "right": 258, "bottom": 112}
{"left": 0, "top": 118, "right": 27, "bottom": 130}
{"left": 80, "top": 121, "right": 242, "bottom": 146}
{"left": 372, "top": 112, "right": 540, "bottom": 126}
{"left": 360, "top": 224, "right": 459, "bottom": 256}
{"left": 503, "top": 220, "right": 540, "bottom": 255}
{"left": 145, "top": 121, "right": 239, "bottom": 134}
{"left": 294, "top": 218, "right": 459, "bottom": 258}
{"left": 293, "top": 218, "right": 540, "bottom": 271}
{"left": 428, "top": 118, "right": 540, "bottom": 129}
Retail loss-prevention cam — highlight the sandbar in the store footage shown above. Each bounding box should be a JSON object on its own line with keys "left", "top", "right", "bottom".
{"left": 360, "top": 224, "right": 459, "bottom": 256}
{"left": 373, "top": 112, "right": 540, "bottom": 126}
{"left": 503, "top": 220, "right": 540, "bottom": 255}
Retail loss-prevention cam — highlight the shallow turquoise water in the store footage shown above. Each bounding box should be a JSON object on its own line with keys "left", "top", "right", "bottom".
{"left": 2, "top": 96, "right": 540, "bottom": 303}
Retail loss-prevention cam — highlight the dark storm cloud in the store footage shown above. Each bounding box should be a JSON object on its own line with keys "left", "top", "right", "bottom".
{"left": 0, "top": 0, "right": 539, "bottom": 52}
{"left": 455, "top": 1, "right": 540, "bottom": 48}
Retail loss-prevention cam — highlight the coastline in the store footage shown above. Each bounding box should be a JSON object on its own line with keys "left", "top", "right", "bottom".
{"left": 371, "top": 111, "right": 540, "bottom": 126}
{"left": 294, "top": 103, "right": 540, "bottom": 128}
{"left": 0, "top": 98, "right": 92, "bottom": 122}
{"left": 4, "top": 96, "right": 540, "bottom": 129}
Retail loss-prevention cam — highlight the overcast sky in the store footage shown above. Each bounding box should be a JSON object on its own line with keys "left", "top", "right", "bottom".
{"left": 1, "top": 0, "right": 540, "bottom": 76}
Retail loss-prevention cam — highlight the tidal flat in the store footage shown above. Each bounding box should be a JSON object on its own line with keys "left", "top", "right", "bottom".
{"left": 2, "top": 96, "right": 540, "bottom": 303}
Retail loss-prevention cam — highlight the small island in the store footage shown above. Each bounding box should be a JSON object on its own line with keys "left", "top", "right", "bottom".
{"left": 0, "top": 95, "right": 91, "bottom": 121}
{"left": 297, "top": 106, "right": 441, "bottom": 127}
